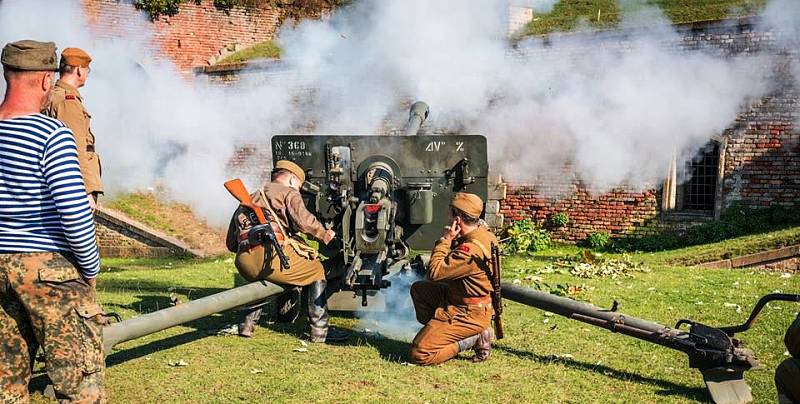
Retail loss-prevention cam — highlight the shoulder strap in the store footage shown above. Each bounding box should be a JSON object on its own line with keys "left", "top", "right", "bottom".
{"left": 470, "top": 239, "right": 491, "bottom": 259}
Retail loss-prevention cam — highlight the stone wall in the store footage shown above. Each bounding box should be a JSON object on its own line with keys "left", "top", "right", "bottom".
{"left": 82, "top": 0, "right": 283, "bottom": 74}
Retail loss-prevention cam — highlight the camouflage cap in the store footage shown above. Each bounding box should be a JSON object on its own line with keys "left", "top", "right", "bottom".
{"left": 786, "top": 314, "right": 800, "bottom": 358}
{"left": 1, "top": 40, "right": 58, "bottom": 71}
{"left": 274, "top": 160, "right": 305, "bottom": 182}
{"left": 450, "top": 192, "right": 484, "bottom": 219}
{"left": 60, "top": 47, "right": 92, "bottom": 68}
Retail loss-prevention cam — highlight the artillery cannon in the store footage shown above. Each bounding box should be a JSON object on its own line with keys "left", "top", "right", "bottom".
{"left": 272, "top": 100, "right": 488, "bottom": 310}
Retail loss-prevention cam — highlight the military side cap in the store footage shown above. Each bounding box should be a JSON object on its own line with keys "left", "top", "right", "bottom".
{"left": 60, "top": 47, "right": 92, "bottom": 68}
{"left": 451, "top": 192, "right": 484, "bottom": 218}
{"left": 787, "top": 314, "right": 800, "bottom": 358}
{"left": 274, "top": 160, "right": 305, "bottom": 182}
{"left": 1, "top": 40, "right": 58, "bottom": 71}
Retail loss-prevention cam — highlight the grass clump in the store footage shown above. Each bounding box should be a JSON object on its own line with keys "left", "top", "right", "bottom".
{"left": 503, "top": 219, "right": 552, "bottom": 254}
{"left": 217, "top": 40, "right": 281, "bottom": 64}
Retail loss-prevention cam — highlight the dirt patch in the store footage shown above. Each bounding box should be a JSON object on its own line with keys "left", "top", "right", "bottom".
{"left": 104, "top": 192, "right": 228, "bottom": 257}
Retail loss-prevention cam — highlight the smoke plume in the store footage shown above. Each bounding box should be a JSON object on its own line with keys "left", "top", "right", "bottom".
{"left": 0, "top": 0, "right": 792, "bottom": 222}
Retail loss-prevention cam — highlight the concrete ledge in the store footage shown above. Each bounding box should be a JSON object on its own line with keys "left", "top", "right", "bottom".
{"left": 96, "top": 207, "right": 204, "bottom": 258}
{"left": 698, "top": 245, "right": 800, "bottom": 269}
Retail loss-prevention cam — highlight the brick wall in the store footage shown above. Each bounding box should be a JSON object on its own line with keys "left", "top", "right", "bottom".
{"left": 199, "top": 17, "right": 799, "bottom": 243}
{"left": 82, "top": 0, "right": 283, "bottom": 74}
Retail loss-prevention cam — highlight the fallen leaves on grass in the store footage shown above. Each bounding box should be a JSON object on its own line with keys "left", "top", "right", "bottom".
{"left": 250, "top": 368, "right": 264, "bottom": 374}
{"left": 168, "top": 359, "right": 189, "bottom": 367}
{"left": 545, "top": 250, "right": 650, "bottom": 279}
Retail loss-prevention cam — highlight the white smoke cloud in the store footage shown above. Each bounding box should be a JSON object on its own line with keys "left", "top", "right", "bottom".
{"left": 0, "top": 0, "right": 785, "bottom": 223}
{"left": 510, "top": 0, "right": 559, "bottom": 14}
{"left": 760, "top": 0, "right": 800, "bottom": 127}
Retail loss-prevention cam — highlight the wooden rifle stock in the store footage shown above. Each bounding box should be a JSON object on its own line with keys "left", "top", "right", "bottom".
{"left": 224, "top": 179, "right": 267, "bottom": 224}
{"left": 490, "top": 243, "right": 504, "bottom": 339}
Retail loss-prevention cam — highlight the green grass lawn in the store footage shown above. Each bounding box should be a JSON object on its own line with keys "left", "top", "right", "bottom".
{"left": 523, "top": 0, "right": 769, "bottom": 35}
{"left": 29, "top": 249, "right": 797, "bottom": 403}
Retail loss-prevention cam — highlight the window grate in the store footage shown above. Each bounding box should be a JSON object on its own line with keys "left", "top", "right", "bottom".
{"left": 682, "top": 142, "right": 719, "bottom": 212}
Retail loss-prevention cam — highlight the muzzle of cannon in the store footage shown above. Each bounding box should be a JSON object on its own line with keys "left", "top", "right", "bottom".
{"left": 103, "top": 280, "right": 285, "bottom": 353}
{"left": 501, "top": 282, "right": 800, "bottom": 404}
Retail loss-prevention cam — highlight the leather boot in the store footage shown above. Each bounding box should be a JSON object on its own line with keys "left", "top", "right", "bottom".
{"left": 238, "top": 305, "right": 263, "bottom": 338}
{"left": 456, "top": 334, "right": 481, "bottom": 353}
{"left": 471, "top": 328, "right": 493, "bottom": 363}
{"left": 307, "top": 279, "right": 349, "bottom": 343}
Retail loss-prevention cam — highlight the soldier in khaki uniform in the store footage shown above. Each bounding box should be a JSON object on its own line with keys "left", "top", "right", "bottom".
{"left": 226, "top": 160, "right": 348, "bottom": 343}
{"left": 409, "top": 192, "right": 498, "bottom": 365}
{"left": 777, "top": 314, "right": 800, "bottom": 404}
{"left": 44, "top": 48, "right": 102, "bottom": 209}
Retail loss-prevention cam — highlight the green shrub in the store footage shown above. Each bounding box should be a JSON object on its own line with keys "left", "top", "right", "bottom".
{"left": 585, "top": 232, "right": 611, "bottom": 249}
{"left": 503, "top": 219, "right": 552, "bottom": 254}
{"left": 616, "top": 203, "right": 800, "bottom": 252}
{"left": 550, "top": 212, "right": 570, "bottom": 228}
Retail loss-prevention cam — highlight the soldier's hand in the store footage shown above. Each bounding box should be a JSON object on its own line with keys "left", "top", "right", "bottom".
{"left": 87, "top": 194, "right": 97, "bottom": 212}
{"left": 84, "top": 277, "right": 97, "bottom": 289}
{"left": 442, "top": 220, "right": 460, "bottom": 240}
{"left": 323, "top": 229, "right": 336, "bottom": 245}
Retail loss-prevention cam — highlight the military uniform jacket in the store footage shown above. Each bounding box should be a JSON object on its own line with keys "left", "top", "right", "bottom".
{"left": 427, "top": 225, "right": 497, "bottom": 303}
{"left": 45, "top": 80, "right": 103, "bottom": 194}
{"left": 226, "top": 182, "right": 328, "bottom": 252}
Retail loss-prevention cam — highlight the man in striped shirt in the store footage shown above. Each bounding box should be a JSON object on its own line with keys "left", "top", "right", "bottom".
{"left": 0, "top": 40, "right": 105, "bottom": 403}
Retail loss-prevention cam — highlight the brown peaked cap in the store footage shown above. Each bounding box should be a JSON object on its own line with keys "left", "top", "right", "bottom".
{"left": 61, "top": 47, "right": 92, "bottom": 68}
{"left": 274, "top": 160, "right": 305, "bottom": 182}
{"left": 451, "top": 192, "right": 483, "bottom": 218}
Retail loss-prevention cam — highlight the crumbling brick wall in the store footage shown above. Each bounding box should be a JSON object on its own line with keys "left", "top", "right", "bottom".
{"left": 82, "top": 0, "right": 283, "bottom": 74}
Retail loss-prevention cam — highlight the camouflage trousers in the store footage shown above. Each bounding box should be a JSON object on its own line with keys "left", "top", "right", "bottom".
{"left": 776, "top": 357, "right": 799, "bottom": 404}
{"left": 0, "top": 253, "right": 105, "bottom": 403}
{"left": 409, "top": 281, "right": 493, "bottom": 366}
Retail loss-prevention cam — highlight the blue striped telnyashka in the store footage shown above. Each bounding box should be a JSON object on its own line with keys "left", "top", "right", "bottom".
{"left": 0, "top": 114, "right": 100, "bottom": 278}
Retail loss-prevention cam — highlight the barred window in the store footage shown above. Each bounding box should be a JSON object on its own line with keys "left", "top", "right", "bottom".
{"left": 682, "top": 142, "right": 720, "bottom": 212}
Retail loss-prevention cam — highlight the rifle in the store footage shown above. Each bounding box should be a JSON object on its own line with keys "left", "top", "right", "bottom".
{"left": 490, "top": 242, "right": 504, "bottom": 340}
{"left": 224, "top": 179, "right": 290, "bottom": 271}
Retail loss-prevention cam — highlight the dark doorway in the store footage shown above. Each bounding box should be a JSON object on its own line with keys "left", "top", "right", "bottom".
{"left": 682, "top": 142, "right": 720, "bottom": 212}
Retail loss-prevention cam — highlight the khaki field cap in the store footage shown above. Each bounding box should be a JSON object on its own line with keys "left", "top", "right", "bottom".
{"left": 60, "top": 47, "right": 92, "bottom": 68}
{"left": 451, "top": 192, "right": 483, "bottom": 218}
{"left": 1, "top": 40, "right": 58, "bottom": 71}
{"left": 275, "top": 160, "right": 305, "bottom": 182}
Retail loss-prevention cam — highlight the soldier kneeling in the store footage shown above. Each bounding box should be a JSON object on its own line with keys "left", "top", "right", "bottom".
{"left": 409, "top": 193, "right": 498, "bottom": 365}
{"left": 226, "top": 160, "right": 348, "bottom": 343}
{"left": 777, "top": 313, "right": 800, "bottom": 404}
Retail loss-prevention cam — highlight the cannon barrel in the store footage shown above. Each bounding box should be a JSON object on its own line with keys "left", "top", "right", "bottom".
{"left": 103, "top": 280, "right": 285, "bottom": 353}
{"left": 403, "top": 101, "right": 430, "bottom": 135}
{"left": 502, "top": 282, "right": 686, "bottom": 349}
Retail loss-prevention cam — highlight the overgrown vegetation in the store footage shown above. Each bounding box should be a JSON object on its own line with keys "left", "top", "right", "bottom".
{"left": 585, "top": 231, "right": 611, "bottom": 249}
{"left": 523, "top": 0, "right": 769, "bottom": 36}
{"left": 217, "top": 40, "right": 282, "bottom": 64}
{"left": 549, "top": 212, "right": 570, "bottom": 228}
{"left": 615, "top": 203, "right": 800, "bottom": 253}
{"left": 502, "top": 219, "right": 552, "bottom": 254}
{"left": 135, "top": 0, "right": 347, "bottom": 19}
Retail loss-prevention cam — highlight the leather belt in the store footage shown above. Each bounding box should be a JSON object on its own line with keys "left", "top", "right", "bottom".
{"left": 456, "top": 296, "right": 491, "bottom": 305}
